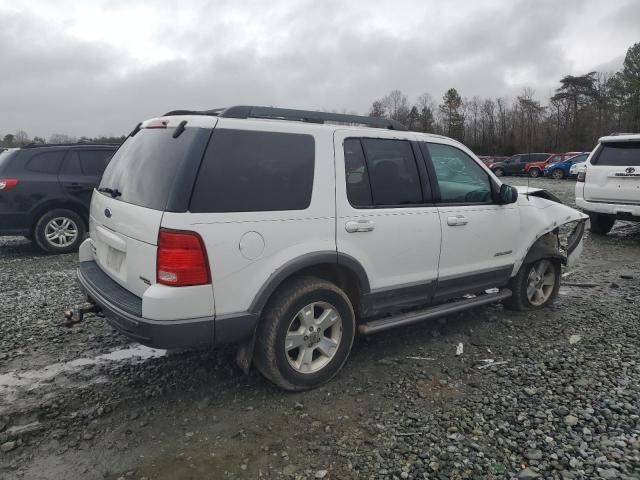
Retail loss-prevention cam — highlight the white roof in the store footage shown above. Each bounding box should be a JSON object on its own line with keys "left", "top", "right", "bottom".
{"left": 598, "top": 133, "right": 640, "bottom": 143}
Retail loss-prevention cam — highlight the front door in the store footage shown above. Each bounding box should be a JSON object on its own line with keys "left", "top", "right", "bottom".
{"left": 334, "top": 131, "right": 442, "bottom": 313}
{"left": 421, "top": 142, "right": 519, "bottom": 300}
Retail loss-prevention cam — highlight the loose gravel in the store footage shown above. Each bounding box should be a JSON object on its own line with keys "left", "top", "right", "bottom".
{"left": 1, "top": 178, "right": 639, "bottom": 479}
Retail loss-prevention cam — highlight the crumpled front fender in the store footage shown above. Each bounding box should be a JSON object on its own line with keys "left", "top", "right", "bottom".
{"left": 513, "top": 187, "right": 588, "bottom": 274}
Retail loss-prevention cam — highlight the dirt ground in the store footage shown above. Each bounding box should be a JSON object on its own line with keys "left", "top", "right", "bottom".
{"left": 1, "top": 178, "right": 639, "bottom": 479}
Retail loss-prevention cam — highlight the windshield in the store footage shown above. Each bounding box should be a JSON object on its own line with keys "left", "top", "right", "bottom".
{"left": 99, "top": 127, "right": 208, "bottom": 211}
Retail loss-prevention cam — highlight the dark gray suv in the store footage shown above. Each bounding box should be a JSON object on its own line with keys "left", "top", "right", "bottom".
{"left": 0, "top": 143, "right": 117, "bottom": 253}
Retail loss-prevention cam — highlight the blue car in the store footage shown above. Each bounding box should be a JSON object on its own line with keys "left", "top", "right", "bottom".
{"left": 544, "top": 152, "right": 589, "bottom": 179}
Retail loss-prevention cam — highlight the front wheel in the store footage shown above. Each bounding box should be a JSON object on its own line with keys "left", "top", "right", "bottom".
{"left": 493, "top": 168, "right": 504, "bottom": 177}
{"left": 589, "top": 213, "right": 615, "bottom": 235}
{"left": 33, "top": 209, "right": 86, "bottom": 254}
{"left": 551, "top": 169, "right": 565, "bottom": 179}
{"left": 504, "top": 259, "right": 561, "bottom": 311}
{"left": 254, "top": 276, "right": 355, "bottom": 391}
{"left": 528, "top": 168, "right": 541, "bottom": 178}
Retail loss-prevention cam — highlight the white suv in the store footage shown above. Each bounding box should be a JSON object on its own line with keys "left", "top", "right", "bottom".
{"left": 76, "top": 106, "right": 587, "bottom": 390}
{"left": 575, "top": 134, "right": 640, "bottom": 234}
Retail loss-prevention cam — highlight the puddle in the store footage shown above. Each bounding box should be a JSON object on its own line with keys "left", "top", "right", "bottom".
{"left": 0, "top": 345, "right": 166, "bottom": 398}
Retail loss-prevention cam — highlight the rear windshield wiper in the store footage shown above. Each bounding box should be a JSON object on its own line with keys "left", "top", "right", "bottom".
{"left": 98, "top": 187, "right": 122, "bottom": 198}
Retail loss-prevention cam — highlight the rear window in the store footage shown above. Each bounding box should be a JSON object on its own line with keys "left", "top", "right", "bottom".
{"left": 0, "top": 149, "right": 18, "bottom": 173}
{"left": 189, "top": 129, "right": 315, "bottom": 213}
{"left": 99, "top": 128, "right": 205, "bottom": 211}
{"left": 593, "top": 142, "right": 640, "bottom": 166}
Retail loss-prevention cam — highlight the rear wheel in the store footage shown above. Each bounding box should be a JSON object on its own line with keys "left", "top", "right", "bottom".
{"left": 551, "top": 169, "right": 565, "bottom": 179}
{"left": 528, "top": 168, "right": 541, "bottom": 178}
{"left": 589, "top": 213, "right": 615, "bottom": 235}
{"left": 493, "top": 168, "right": 504, "bottom": 177}
{"left": 254, "top": 276, "right": 355, "bottom": 391}
{"left": 504, "top": 259, "right": 561, "bottom": 311}
{"left": 34, "top": 209, "right": 86, "bottom": 254}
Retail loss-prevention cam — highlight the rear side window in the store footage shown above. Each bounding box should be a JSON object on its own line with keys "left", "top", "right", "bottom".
{"left": 63, "top": 151, "right": 112, "bottom": 176}
{"left": 345, "top": 138, "right": 423, "bottom": 207}
{"left": 26, "top": 151, "right": 65, "bottom": 173}
{"left": 593, "top": 142, "right": 640, "bottom": 166}
{"left": 100, "top": 128, "right": 205, "bottom": 211}
{"left": 190, "top": 129, "right": 315, "bottom": 213}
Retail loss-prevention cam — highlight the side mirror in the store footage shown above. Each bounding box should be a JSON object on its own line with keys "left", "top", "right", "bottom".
{"left": 498, "top": 184, "right": 518, "bottom": 204}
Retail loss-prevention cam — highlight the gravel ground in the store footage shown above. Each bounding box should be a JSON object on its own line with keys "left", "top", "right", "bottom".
{"left": 1, "top": 178, "right": 639, "bottom": 480}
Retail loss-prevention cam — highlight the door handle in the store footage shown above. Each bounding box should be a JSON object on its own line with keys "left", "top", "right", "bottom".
{"left": 345, "top": 220, "right": 375, "bottom": 233}
{"left": 447, "top": 215, "right": 468, "bottom": 226}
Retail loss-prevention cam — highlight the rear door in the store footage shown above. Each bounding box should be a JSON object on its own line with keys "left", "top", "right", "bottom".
{"left": 335, "top": 131, "right": 441, "bottom": 309}
{"left": 90, "top": 120, "right": 214, "bottom": 297}
{"left": 584, "top": 141, "right": 640, "bottom": 204}
{"left": 58, "top": 149, "right": 113, "bottom": 208}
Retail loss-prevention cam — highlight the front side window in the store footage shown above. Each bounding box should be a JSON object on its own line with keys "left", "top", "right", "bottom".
{"left": 190, "top": 129, "right": 315, "bottom": 213}
{"left": 344, "top": 138, "right": 424, "bottom": 207}
{"left": 79, "top": 150, "right": 113, "bottom": 176}
{"left": 426, "top": 143, "right": 493, "bottom": 204}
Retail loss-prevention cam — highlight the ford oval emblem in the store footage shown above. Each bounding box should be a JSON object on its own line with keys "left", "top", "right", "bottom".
{"left": 104, "top": 208, "right": 112, "bottom": 218}
{"left": 626, "top": 167, "right": 636, "bottom": 174}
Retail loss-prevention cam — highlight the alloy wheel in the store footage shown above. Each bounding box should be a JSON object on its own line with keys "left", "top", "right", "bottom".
{"left": 44, "top": 217, "right": 78, "bottom": 248}
{"left": 285, "top": 302, "right": 343, "bottom": 374}
{"left": 526, "top": 259, "right": 556, "bottom": 306}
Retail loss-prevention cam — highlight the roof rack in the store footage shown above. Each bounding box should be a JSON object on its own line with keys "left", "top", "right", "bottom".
{"left": 162, "top": 105, "right": 408, "bottom": 131}
{"left": 21, "top": 143, "right": 119, "bottom": 149}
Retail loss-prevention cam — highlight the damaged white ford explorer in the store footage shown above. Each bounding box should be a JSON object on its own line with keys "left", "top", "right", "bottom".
{"left": 75, "top": 106, "right": 588, "bottom": 390}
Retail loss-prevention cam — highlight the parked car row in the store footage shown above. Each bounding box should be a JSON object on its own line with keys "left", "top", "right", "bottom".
{"left": 487, "top": 151, "right": 590, "bottom": 179}
{"left": 0, "top": 143, "right": 118, "bottom": 252}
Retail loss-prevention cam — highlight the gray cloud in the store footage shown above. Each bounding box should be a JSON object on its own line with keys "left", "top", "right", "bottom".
{"left": 0, "top": 0, "right": 637, "bottom": 138}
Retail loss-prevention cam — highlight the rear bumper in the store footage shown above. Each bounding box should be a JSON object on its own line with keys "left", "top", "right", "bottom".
{"left": 77, "top": 260, "right": 258, "bottom": 349}
{"left": 576, "top": 197, "right": 640, "bottom": 221}
{"left": 77, "top": 261, "right": 214, "bottom": 349}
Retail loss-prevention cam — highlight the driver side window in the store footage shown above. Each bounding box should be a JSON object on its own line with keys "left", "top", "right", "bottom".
{"left": 426, "top": 143, "right": 493, "bottom": 204}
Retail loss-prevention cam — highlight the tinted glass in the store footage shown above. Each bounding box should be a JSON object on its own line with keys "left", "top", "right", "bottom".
{"left": 548, "top": 155, "right": 562, "bottom": 163}
{"left": 190, "top": 129, "right": 315, "bottom": 213}
{"left": 79, "top": 150, "right": 112, "bottom": 176}
{"left": 61, "top": 152, "right": 82, "bottom": 174}
{"left": 360, "top": 138, "right": 422, "bottom": 206}
{"left": 0, "top": 149, "right": 18, "bottom": 173}
{"left": 533, "top": 153, "right": 550, "bottom": 161}
{"left": 593, "top": 142, "right": 640, "bottom": 166}
{"left": 100, "top": 128, "right": 205, "bottom": 211}
{"left": 26, "top": 151, "right": 65, "bottom": 174}
{"left": 344, "top": 138, "right": 373, "bottom": 207}
{"left": 427, "top": 143, "right": 492, "bottom": 203}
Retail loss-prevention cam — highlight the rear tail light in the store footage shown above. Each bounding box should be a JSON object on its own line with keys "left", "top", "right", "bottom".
{"left": 577, "top": 171, "right": 586, "bottom": 182}
{"left": 157, "top": 228, "right": 210, "bottom": 286}
{"left": 0, "top": 179, "right": 18, "bottom": 190}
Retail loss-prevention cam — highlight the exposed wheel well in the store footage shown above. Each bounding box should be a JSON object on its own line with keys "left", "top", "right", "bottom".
{"left": 29, "top": 201, "right": 89, "bottom": 234}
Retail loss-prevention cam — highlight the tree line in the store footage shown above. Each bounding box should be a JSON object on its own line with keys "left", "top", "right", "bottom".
{"left": 2, "top": 42, "right": 638, "bottom": 155}
{"left": 0, "top": 132, "right": 125, "bottom": 148}
{"left": 369, "top": 42, "right": 640, "bottom": 155}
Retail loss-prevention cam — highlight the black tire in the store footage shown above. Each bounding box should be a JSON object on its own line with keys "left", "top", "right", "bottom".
{"left": 528, "top": 168, "right": 541, "bottom": 178}
{"left": 551, "top": 169, "right": 565, "bottom": 179}
{"left": 589, "top": 213, "right": 615, "bottom": 235}
{"left": 504, "top": 259, "right": 561, "bottom": 311}
{"left": 493, "top": 168, "right": 504, "bottom": 177}
{"left": 33, "top": 209, "right": 86, "bottom": 254}
{"left": 254, "top": 276, "right": 355, "bottom": 391}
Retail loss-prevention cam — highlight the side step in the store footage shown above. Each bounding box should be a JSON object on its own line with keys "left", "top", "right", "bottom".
{"left": 358, "top": 289, "right": 512, "bottom": 335}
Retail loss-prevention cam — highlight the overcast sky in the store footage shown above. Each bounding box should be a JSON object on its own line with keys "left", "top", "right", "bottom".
{"left": 1, "top": 0, "right": 638, "bottom": 138}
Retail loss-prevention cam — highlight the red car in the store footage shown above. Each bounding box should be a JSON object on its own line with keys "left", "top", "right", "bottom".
{"left": 524, "top": 152, "right": 582, "bottom": 178}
